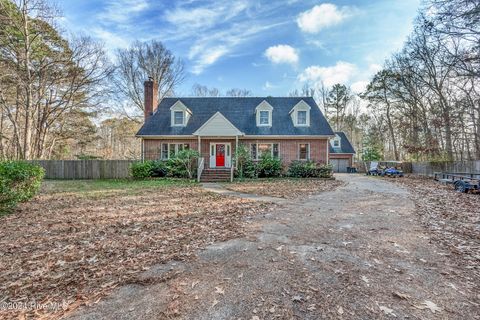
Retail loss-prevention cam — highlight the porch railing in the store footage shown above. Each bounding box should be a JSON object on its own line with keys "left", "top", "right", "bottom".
{"left": 230, "top": 158, "right": 235, "bottom": 182}
{"left": 197, "top": 157, "right": 205, "bottom": 182}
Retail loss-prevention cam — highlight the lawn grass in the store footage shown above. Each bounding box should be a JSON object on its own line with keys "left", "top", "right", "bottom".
{"left": 41, "top": 178, "right": 196, "bottom": 198}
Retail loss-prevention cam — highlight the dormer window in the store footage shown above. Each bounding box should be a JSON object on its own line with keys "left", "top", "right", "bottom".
{"left": 170, "top": 100, "right": 191, "bottom": 127}
{"left": 331, "top": 134, "right": 342, "bottom": 148}
{"left": 255, "top": 100, "right": 273, "bottom": 127}
{"left": 290, "top": 100, "right": 311, "bottom": 127}
{"left": 259, "top": 111, "right": 270, "bottom": 125}
{"left": 297, "top": 111, "right": 307, "bottom": 125}
{"left": 174, "top": 111, "right": 184, "bottom": 125}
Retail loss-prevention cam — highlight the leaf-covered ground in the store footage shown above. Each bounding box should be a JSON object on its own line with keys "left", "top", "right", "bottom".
{"left": 66, "top": 174, "right": 479, "bottom": 319}
{"left": 391, "top": 176, "right": 480, "bottom": 277}
{"left": 225, "top": 178, "right": 344, "bottom": 199}
{"left": 0, "top": 180, "right": 273, "bottom": 319}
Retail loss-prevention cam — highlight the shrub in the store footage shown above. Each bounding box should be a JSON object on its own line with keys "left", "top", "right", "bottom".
{"left": 0, "top": 161, "right": 45, "bottom": 214}
{"left": 166, "top": 149, "right": 199, "bottom": 179}
{"left": 234, "top": 144, "right": 257, "bottom": 179}
{"left": 287, "top": 160, "right": 333, "bottom": 178}
{"left": 130, "top": 161, "right": 154, "bottom": 179}
{"left": 130, "top": 160, "right": 169, "bottom": 179}
{"left": 151, "top": 161, "right": 168, "bottom": 177}
{"left": 256, "top": 153, "right": 282, "bottom": 178}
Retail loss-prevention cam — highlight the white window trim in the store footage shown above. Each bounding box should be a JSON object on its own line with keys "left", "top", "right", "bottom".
{"left": 258, "top": 110, "right": 271, "bottom": 126}
{"left": 333, "top": 139, "right": 341, "bottom": 147}
{"left": 289, "top": 100, "right": 311, "bottom": 127}
{"left": 251, "top": 143, "right": 279, "bottom": 160}
{"left": 170, "top": 100, "right": 192, "bottom": 127}
{"left": 255, "top": 100, "right": 274, "bottom": 127}
{"left": 173, "top": 111, "right": 184, "bottom": 126}
{"left": 161, "top": 143, "right": 189, "bottom": 159}
{"left": 298, "top": 143, "right": 310, "bottom": 160}
{"left": 297, "top": 110, "right": 308, "bottom": 126}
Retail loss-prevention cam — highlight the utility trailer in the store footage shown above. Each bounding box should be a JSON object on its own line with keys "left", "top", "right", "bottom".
{"left": 434, "top": 172, "right": 480, "bottom": 193}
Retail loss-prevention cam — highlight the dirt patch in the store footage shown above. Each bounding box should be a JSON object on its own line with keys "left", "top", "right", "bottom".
{"left": 391, "top": 176, "right": 480, "bottom": 280}
{"left": 0, "top": 182, "right": 273, "bottom": 319}
{"left": 224, "top": 178, "right": 343, "bottom": 199}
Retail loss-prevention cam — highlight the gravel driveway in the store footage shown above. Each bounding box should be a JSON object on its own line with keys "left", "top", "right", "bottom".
{"left": 68, "top": 174, "right": 478, "bottom": 319}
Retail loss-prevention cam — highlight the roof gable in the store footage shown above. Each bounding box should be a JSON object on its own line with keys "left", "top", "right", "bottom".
{"left": 329, "top": 132, "right": 355, "bottom": 154}
{"left": 193, "top": 112, "right": 243, "bottom": 136}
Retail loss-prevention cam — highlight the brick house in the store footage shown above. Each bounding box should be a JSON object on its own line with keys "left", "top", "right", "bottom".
{"left": 136, "top": 79, "right": 355, "bottom": 180}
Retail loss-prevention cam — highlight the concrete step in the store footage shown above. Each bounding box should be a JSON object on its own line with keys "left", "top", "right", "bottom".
{"left": 200, "top": 178, "right": 231, "bottom": 182}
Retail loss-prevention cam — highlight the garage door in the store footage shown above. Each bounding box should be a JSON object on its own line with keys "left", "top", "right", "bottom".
{"left": 330, "top": 159, "right": 349, "bottom": 173}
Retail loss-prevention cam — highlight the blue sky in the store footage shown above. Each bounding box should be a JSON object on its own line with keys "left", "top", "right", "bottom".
{"left": 59, "top": 0, "right": 421, "bottom": 96}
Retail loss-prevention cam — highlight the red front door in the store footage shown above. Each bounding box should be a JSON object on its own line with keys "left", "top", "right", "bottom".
{"left": 216, "top": 144, "right": 225, "bottom": 167}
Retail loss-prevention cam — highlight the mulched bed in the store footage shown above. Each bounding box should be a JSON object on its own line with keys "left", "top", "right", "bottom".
{"left": 225, "top": 178, "right": 344, "bottom": 199}
{"left": 0, "top": 184, "right": 273, "bottom": 319}
{"left": 392, "top": 176, "right": 480, "bottom": 278}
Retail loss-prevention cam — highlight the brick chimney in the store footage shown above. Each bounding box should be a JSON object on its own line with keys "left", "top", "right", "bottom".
{"left": 144, "top": 77, "right": 158, "bottom": 121}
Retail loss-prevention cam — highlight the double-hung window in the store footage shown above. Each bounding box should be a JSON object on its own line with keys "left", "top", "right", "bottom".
{"left": 161, "top": 143, "right": 189, "bottom": 159}
{"left": 173, "top": 111, "right": 184, "bottom": 125}
{"left": 251, "top": 143, "right": 279, "bottom": 160}
{"left": 298, "top": 143, "right": 310, "bottom": 160}
{"left": 297, "top": 111, "right": 307, "bottom": 125}
{"left": 259, "top": 111, "right": 270, "bottom": 126}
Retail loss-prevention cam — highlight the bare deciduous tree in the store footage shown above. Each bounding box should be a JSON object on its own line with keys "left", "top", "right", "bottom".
{"left": 113, "top": 40, "right": 185, "bottom": 121}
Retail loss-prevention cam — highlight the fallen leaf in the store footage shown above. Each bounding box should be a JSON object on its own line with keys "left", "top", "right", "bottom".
{"left": 392, "top": 291, "right": 410, "bottom": 300}
{"left": 215, "top": 286, "right": 225, "bottom": 295}
{"left": 415, "top": 300, "right": 442, "bottom": 313}
{"left": 337, "top": 306, "right": 344, "bottom": 314}
{"left": 379, "top": 305, "right": 396, "bottom": 317}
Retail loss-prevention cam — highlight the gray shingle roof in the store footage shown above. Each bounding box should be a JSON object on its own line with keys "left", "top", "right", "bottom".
{"left": 329, "top": 132, "right": 355, "bottom": 154}
{"left": 136, "top": 97, "right": 335, "bottom": 136}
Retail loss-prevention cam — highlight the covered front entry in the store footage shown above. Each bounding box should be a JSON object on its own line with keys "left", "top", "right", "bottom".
{"left": 209, "top": 142, "right": 232, "bottom": 168}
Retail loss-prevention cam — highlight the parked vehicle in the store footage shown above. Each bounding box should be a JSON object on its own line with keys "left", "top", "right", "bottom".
{"left": 434, "top": 172, "right": 480, "bottom": 193}
{"left": 365, "top": 161, "right": 404, "bottom": 177}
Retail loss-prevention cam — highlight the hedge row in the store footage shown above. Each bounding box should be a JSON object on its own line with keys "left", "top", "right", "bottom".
{"left": 130, "top": 149, "right": 199, "bottom": 179}
{"left": 0, "top": 161, "right": 45, "bottom": 214}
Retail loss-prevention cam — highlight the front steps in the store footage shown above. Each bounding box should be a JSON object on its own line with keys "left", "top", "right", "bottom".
{"left": 200, "top": 168, "right": 231, "bottom": 182}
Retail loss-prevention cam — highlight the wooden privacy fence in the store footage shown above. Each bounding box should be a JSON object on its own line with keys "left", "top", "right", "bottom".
{"left": 355, "top": 160, "right": 480, "bottom": 176}
{"left": 30, "top": 160, "right": 137, "bottom": 179}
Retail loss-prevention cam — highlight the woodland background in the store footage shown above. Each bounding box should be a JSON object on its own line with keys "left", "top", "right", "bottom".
{"left": 0, "top": 0, "right": 478, "bottom": 161}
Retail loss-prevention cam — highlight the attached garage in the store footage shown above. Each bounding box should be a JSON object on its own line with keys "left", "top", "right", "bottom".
{"left": 330, "top": 158, "right": 350, "bottom": 173}
{"left": 328, "top": 132, "right": 355, "bottom": 173}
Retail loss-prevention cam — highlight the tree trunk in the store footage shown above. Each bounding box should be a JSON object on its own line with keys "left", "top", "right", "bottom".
{"left": 22, "top": 0, "right": 32, "bottom": 160}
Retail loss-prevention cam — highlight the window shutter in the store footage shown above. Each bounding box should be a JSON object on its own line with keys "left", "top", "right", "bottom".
{"left": 272, "top": 144, "right": 279, "bottom": 158}
{"left": 161, "top": 143, "right": 168, "bottom": 160}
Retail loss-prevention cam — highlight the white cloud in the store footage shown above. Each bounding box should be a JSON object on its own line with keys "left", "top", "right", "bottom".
{"left": 162, "top": 0, "right": 291, "bottom": 74}
{"left": 98, "top": 0, "right": 149, "bottom": 24}
{"left": 298, "top": 61, "right": 357, "bottom": 87}
{"left": 262, "top": 81, "right": 276, "bottom": 91}
{"left": 264, "top": 45, "right": 299, "bottom": 65}
{"left": 297, "top": 3, "right": 352, "bottom": 33}
{"left": 93, "top": 28, "right": 130, "bottom": 52}
{"left": 350, "top": 81, "right": 369, "bottom": 93}
{"left": 165, "top": 1, "right": 249, "bottom": 40}
{"left": 191, "top": 46, "right": 228, "bottom": 74}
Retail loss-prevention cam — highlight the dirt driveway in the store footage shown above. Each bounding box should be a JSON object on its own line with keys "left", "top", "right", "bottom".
{"left": 68, "top": 175, "right": 479, "bottom": 319}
